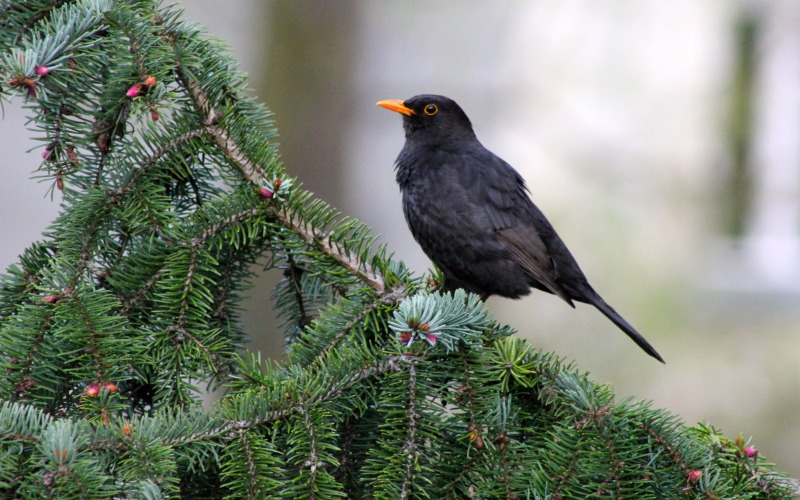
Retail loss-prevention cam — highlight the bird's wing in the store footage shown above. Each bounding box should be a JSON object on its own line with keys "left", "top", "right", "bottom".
{"left": 480, "top": 154, "right": 574, "bottom": 305}
{"left": 496, "top": 226, "right": 573, "bottom": 305}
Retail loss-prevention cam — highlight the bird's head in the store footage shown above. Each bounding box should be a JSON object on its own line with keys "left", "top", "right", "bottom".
{"left": 377, "top": 94, "right": 476, "bottom": 144}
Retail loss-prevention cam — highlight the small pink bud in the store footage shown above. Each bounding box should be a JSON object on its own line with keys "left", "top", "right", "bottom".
{"left": 42, "top": 149, "right": 54, "bottom": 161}
{"left": 35, "top": 65, "right": 49, "bottom": 77}
{"left": 103, "top": 382, "right": 117, "bottom": 393}
{"left": 687, "top": 469, "right": 702, "bottom": 482}
{"left": 744, "top": 446, "right": 757, "bottom": 458}
{"left": 142, "top": 75, "right": 157, "bottom": 87}
{"left": 66, "top": 146, "right": 79, "bottom": 164}
{"left": 260, "top": 187, "right": 273, "bottom": 199}
{"left": 423, "top": 333, "right": 437, "bottom": 345}
{"left": 84, "top": 384, "right": 100, "bottom": 397}
{"left": 399, "top": 331, "right": 412, "bottom": 343}
{"left": 126, "top": 83, "right": 142, "bottom": 98}
{"left": 42, "top": 293, "right": 61, "bottom": 304}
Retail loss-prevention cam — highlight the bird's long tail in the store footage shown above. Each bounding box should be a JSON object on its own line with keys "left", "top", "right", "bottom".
{"left": 587, "top": 292, "right": 665, "bottom": 363}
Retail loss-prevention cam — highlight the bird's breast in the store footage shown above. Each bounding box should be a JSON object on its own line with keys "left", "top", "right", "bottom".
{"left": 399, "top": 159, "right": 493, "bottom": 246}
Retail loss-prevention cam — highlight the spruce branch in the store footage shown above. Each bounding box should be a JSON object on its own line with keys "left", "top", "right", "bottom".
{"left": 172, "top": 61, "right": 387, "bottom": 294}
{"left": 165, "top": 353, "right": 414, "bottom": 447}
{"left": 285, "top": 253, "right": 311, "bottom": 328}
{"left": 237, "top": 429, "right": 259, "bottom": 499}
{"left": 400, "top": 359, "right": 419, "bottom": 500}
{"left": 125, "top": 127, "right": 208, "bottom": 188}
{"left": 7, "top": 309, "right": 53, "bottom": 401}
{"left": 70, "top": 292, "right": 109, "bottom": 383}
{"left": 551, "top": 438, "right": 583, "bottom": 499}
{"left": 314, "top": 292, "right": 389, "bottom": 362}
{"left": 296, "top": 401, "right": 323, "bottom": 496}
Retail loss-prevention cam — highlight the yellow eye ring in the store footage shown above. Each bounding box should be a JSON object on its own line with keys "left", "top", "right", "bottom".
{"left": 423, "top": 104, "right": 438, "bottom": 116}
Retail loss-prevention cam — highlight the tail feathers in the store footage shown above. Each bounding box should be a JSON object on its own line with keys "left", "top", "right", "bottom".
{"left": 589, "top": 294, "right": 665, "bottom": 364}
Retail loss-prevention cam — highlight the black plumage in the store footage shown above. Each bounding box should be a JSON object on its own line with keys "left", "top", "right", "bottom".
{"left": 377, "top": 94, "right": 664, "bottom": 363}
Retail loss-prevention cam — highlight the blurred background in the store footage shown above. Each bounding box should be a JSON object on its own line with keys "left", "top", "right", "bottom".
{"left": 1, "top": 0, "right": 798, "bottom": 474}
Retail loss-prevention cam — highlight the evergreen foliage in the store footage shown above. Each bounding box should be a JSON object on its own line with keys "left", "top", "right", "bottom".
{"left": 0, "top": 1, "right": 795, "bottom": 497}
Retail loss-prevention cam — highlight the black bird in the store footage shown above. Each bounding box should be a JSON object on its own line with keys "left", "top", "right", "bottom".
{"left": 377, "top": 94, "right": 664, "bottom": 363}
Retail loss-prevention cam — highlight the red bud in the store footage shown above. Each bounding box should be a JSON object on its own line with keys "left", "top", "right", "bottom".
{"left": 84, "top": 384, "right": 100, "bottom": 397}
{"left": 143, "top": 75, "right": 157, "bottom": 87}
{"left": 260, "top": 187, "right": 273, "bottom": 199}
{"left": 35, "top": 65, "right": 49, "bottom": 77}
{"left": 687, "top": 469, "right": 702, "bottom": 482}
{"left": 42, "top": 293, "right": 62, "bottom": 304}
{"left": 126, "top": 83, "right": 142, "bottom": 98}
{"left": 66, "top": 146, "right": 79, "bottom": 163}
{"left": 103, "top": 382, "right": 117, "bottom": 393}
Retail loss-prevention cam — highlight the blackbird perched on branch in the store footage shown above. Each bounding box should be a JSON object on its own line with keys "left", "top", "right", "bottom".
{"left": 377, "top": 94, "right": 664, "bottom": 363}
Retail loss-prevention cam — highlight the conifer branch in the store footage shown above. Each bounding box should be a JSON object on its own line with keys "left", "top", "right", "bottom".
{"left": 497, "top": 428, "right": 513, "bottom": 498}
{"left": 73, "top": 214, "right": 104, "bottom": 283}
{"left": 285, "top": 254, "right": 311, "bottom": 328}
{"left": 127, "top": 127, "right": 208, "bottom": 188}
{"left": 298, "top": 401, "right": 321, "bottom": 497}
{"left": 458, "top": 352, "right": 479, "bottom": 446}
{"left": 119, "top": 270, "right": 162, "bottom": 314}
{"left": 72, "top": 293, "right": 108, "bottom": 382}
{"left": 237, "top": 429, "right": 259, "bottom": 499}
{"left": 311, "top": 234, "right": 386, "bottom": 293}
{"left": 552, "top": 442, "right": 582, "bottom": 499}
{"left": 171, "top": 62, "right": 387, "bottom": 294}
{"left": 166, "top": 354, "right": 414, "bottom": 447}
{"left": 638, "top": 419, "right": 689, "bottom": 472}
{"left": 168, "top": 325, "right": 214, "bottom": 362}
{"left": 211, "top": 247, "right": 241, "bottom": 325}
{"left": 336, "top": 417, "right": 356, "bottom": 488}
{"left": 175, "top": 246, "right": 198, "bottom": 326}
{"left": 400, "top": 360, "right": 419, "bottom": 500}
{"left": 9, "top": 310, "right": 52, "bottom": 401}
{"left": 193, "top": 207, "right": 261, "bottom": 248}
{"left": 600, "top": 420, "right": 623, "bottom": 498}
{"left": 315, "top": 294, "right": 385, "bottom": 361}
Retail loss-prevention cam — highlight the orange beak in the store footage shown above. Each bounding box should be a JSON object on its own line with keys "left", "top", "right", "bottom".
{"left": 376, "top": 99, "right": 415, "bottom": 116}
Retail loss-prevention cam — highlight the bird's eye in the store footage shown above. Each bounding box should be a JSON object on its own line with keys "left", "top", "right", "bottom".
{"left": 423, "top": 104, "right": 438, "bottom": 116}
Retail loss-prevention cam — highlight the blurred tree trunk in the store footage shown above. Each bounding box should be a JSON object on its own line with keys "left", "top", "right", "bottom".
{"left": 236, "top": 0, "right": 361, "bottom": 368}
{"left": 263, "top": 0, "right": 359, "bottom": 204}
